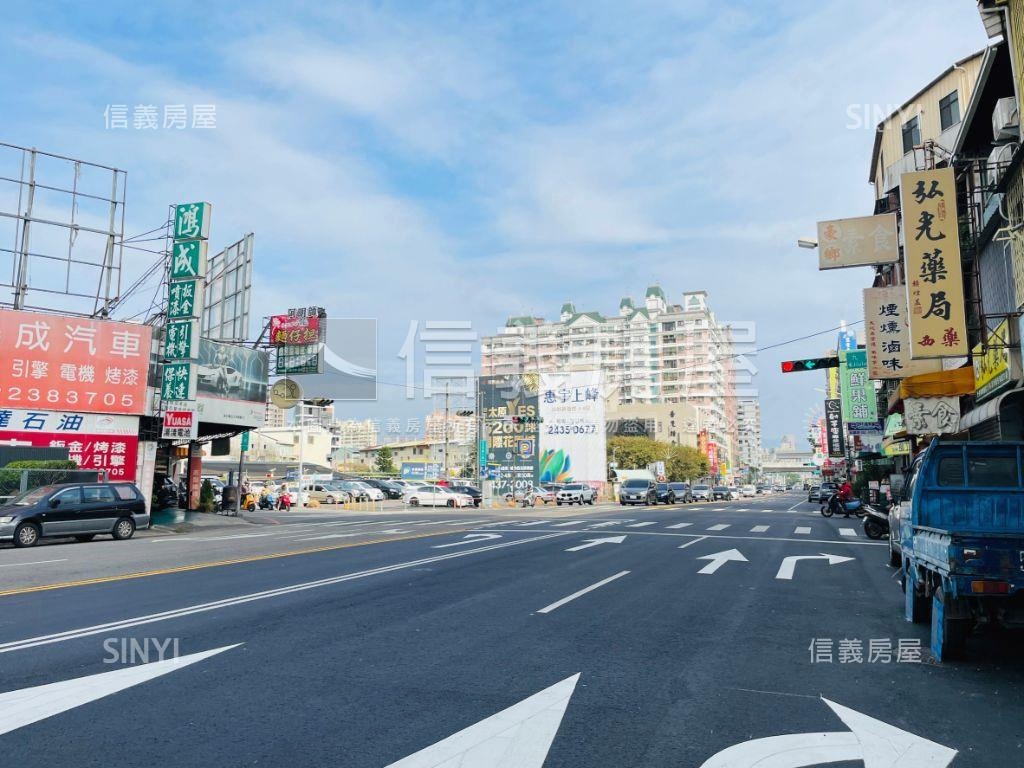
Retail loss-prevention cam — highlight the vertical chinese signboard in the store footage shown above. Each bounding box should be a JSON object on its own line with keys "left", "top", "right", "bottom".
{"left": 972, "top": 319, "right": 1012, "bottom": 402}
{"left": 824, "top": 399, "right": 845, "bottom": 458}
{"left": 899, "top": 169, "right": 968, "bottom": 358}
{"left": 863, "top": 286, "right": 943, "bottom": 379}
{"left": 839, "top": 349, "right": 878, "bottom": 424}
{"left": 479, "top": 374, "right": 539, "bottom": 498}
{"left": 538, "top": 371, "right": 606, "bottom": 485}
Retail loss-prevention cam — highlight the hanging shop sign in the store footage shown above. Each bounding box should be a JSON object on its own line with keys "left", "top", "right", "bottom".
{"left": 817, "top": 213, "right": 899, "bottom": 269}
{"left": 899, "top": 168, "right": 968, "bottom": 358}
{"left": 973, "top": 318, "right": 1012, "bottom": 403}
{"left": 839, "top": 349, "right": 878, "bottom": 424}
{"left": 824, "top": 399, "right": 845, "bottom": 458}
{"left": 162, "top": 409, "right": 198, "bottom": 440}
{"left": 863, "top": 287, "right": 942, "bottom": 379}
{"left": 904, "top": 397, "right": 961, "bottom": 436}
{"left": 270, "top": 314, "right": 321, "bottom": 346}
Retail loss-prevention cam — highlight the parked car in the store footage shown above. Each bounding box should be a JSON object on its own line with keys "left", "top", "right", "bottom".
{"left": 0, "top": 482, "right": 149, "bottom": 548}
{"left": 360, "top": 478, "right": 403, "bottom": 499}
{"left": 403, "top": 485, "right": 474, "bottom": 507}
{"left": 808, "top": 485, "right": 822, "bottom": 503}
{"left": 619, "top": 479, "right": 656, "bottom": 506}
{"left": 556, "top": 483, "right": 597, "bottom": 505}
{"left": 711, "top": 485, "right": 737, "bottom": 501}
{"left": 350, "top": 481, "right": 385, "bottom": 501}
{"left": 447, "top": 483, "right": 483, "bottom": 506}
{"left": 303, "top": 483, "right": 352, "bottom": 505}
{"left": 691, "top": 484, "right": 712, "bottom": 502}
{"left": 755, "top": 484, "right": 771, "bottom": 495}
{"left": 665, "top": 482, "right": 692, "bottom": 503}
{"left": 541, "top": 483, "right": 565, "bottom": 495}
{"left": 740, "top": 484, "right": 757, "bottom": 498}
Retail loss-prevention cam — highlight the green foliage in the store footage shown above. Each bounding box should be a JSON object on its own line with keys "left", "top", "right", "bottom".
{"left": 607, "top": 436, "right": 667, "bottom": 470}
{"left": 374, "top": 446, "right": 396, "bottom": 475}
{"left": 785, "top": 473, "right": 801, "bottom": 486}
{"left": 199, "top": 479, "right": 216, "bottom": 513}
{"left": 0, "top": 460, "right": 82, "bottom": 498}
{"left": 665, "top": 445, "right": 709, "bottom": 482}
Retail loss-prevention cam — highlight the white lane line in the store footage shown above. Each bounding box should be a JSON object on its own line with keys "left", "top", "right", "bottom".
{"left": 536, "top": 571, "right": 630, "bottom": 614}
{"left": 750, "top": 525, "right": 770, "bottom": 533}
{"left": 587, "top": 520, "right": 630, "bottom": 528}
{"left": 0, "top": 559, "right": 68, "bottom": 568}
{"left": 736, "top": 508, "right": 750, "bottom": 512}
{"left": 627, "top": 522, "right": 656, "bottom": 528}
{"left": 839, "top": 528, "right": 858, "bottom": 537}
{"left": 666, "top": 522, "right": 693, "bottom": 529}
{"left": 0, "top": 532, "right": 569, "bottom": 655}
{"left": 787, "top": 500, "right": 804, "bottom": 511}
{"left": 677, "top": 536, "right": 708, "bottom": 550}
{"left": 795, "top": 526, "right": 812, "bottom": 535}
{"left": 553, "top": 520, "right": 588, "bottom": 527}
{"left": 762, "top": 509, "right": 773, "bottom": 512}
{"left": 711, "top": 508, "right": 726, "bottom": 511}
{"left": 413, "top": 519, "right": 466, "bottom": 526}
{"left": 707, "top": 524, "right": 730, "bottom": 531}
{"left": 517, "top": 521, "right": 550, "bottom": 527}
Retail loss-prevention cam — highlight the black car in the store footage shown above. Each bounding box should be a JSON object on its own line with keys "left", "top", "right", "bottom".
{"left": 0, "top": 482, "right": 149, "bottom": 548}
{"left": 446, "top": 483, "right": 482, "bottom": 507}
{"left": 360, "top": 478, "right": 403, "bottom": 499}
{"left": 620, "top": 479, "right": 656, "bottom": 505}
{"left": 666, "top": 482, "right": 692, "bottom": 503}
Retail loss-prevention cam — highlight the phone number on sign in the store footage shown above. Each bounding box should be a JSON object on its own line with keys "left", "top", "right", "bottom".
{"left": 0, "top": 386, "right": 136, "bottom": 409}
{"left": 546, "top": 423, "right": 598, "bottom": 435}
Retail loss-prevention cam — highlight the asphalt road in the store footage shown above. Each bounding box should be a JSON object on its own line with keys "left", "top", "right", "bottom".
{"left": 1, "top": 491, "right": 1021, "bottom": 767}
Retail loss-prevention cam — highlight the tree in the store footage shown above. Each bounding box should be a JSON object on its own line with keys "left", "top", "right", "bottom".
{"left": 198, "top": 479, "right": 216, "bottom": 513}
{"left": 374, "top": 445, "right": 396, "bottom": 475}
{"left": 785, "top": 473, "right": 801, "bottom": 487}
{"left": 666, "top": 445, "right": 709, "bottom": 482}
{"left": 606, "top": 436, "right": 669, "bottom": 471}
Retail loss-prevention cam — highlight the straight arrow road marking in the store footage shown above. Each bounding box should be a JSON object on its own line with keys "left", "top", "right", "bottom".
{"left": 536, "top": 571, "right": 630, "bottom": 614}
{"left": 776, "top": 553, "right": 855, "bottom": 580}
{"left": 564, "top": 535, "right": 626, "bottom": 552}
{"left": 750, "top": 525, "right": 770, "bottom": 533}
{"left": 666, "top": 522, "right": 693, "bottom": 529}
{"left": 696, "top": 549, "right": 748, "bottom": 575}
{"left": 839, "top": 528, "right": 857, "bottom": 537}
{"left": 0, "top": 644, "right": 240, "bottom": 737}
{"left": 385, "top": 674, "right": 579, "bottom": 768}
{"left": 795, "top": 526, "right": 811, "bottom": 535}
{"left": 627, "top": 521, "right": 656, "bottom": 528}
{"left": 698, "top": 696, "right": 956, "bottom": 767}
{"left": 432, "top": 534, "right": 502, "bottom": 549}
{"left": 706, "top": 524, "right": 730, "bottom": 531}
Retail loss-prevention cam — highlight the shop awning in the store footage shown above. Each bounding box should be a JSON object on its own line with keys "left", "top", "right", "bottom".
{"left": 899, "top": 367, "right": 975, "bottom": 399}
{"left": 959, "top": 387, "right": 1024, "bottom": 431}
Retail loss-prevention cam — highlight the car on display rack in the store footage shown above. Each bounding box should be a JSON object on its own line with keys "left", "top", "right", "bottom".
{"left": 402, "top": 485, "right": 474, "bottom": 508}
{"left": 619, "top": 478, "right": 656, "bottom": 505}
{"left": 690, "top": 484, "right": 712, "bottom": 501}
{"left": 556, "top": 483, "right": 598, "bottom": 505}
{"left": 0, "top": 482, "right": 150, "bottom": 548}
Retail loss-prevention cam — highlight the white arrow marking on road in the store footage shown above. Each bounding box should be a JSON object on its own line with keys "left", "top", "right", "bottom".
{"left": 564, "top": 535, "right": 626, "bottom": 552}
{"left": 696, "top": 549, "right": 748, "bottom": 575}
{"left": 386, "top": 673, "right": 579, "bottom": 768}
{"left": 776, "top": 553, "right": 855, "bottom": 580}
{"left": 698, "top": 696, "right": 957, "bottom": 768}
{"left": 0, "top": 644, "right": 240, "bottom": 737}
{"left": 431, "top": 533, "right": 502, "bottom": 549}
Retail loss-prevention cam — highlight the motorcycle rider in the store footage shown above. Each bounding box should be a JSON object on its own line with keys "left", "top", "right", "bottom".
{"left": 837, "top": 478, "right": 854, "bottom": 518}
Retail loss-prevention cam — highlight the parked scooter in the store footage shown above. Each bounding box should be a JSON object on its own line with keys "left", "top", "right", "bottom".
{"left": 861, "top": 504, "right": 890, "bottom": 539}
{"left": 820, "top": 492, "right": 865, "bottom": 518}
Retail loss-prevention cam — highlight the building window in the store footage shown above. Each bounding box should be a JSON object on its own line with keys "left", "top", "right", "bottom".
{"left": 939, "top": 91, "right": 960, "bottom": 131}
{"left": 901, "top": 115, "right": 920, "bottom": 154}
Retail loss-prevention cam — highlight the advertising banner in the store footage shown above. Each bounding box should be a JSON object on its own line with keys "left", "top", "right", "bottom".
{"left": 839, "top": 350, "right": 878, "bottom": 424}
{"left": 0, "top": 309, "right": 152, "bottom": 415}
{"left": 863, "top": 287, "right": 943, "bottom": 379}
{"left": 162, "top": 409, "right": 198, "bottom": 440}
{"left": 824, "top": 399, "right": 845, "bottom": 458}
{"left": 538, "top": 371, "right": 606, "bottom": 484}
{"left": 0, "top": 409, "right": 139, "bottom": 479}
{"left": 904, "top": 397, "right": 961, "bottom": 436}
{"left": 900, "top": 168, "right": 968, "bottom": 357}
{"left": 480, "top": 374, "right": 539, "bottom": 498}
{"left": 270, "top": 314, "right": 321, "bottom": 346}
{"left": 400, "top": 462, "right": 442, "bottom": 481}
{"left": 972, "top": 319, "right": 1012, "bottom": 403}
{"left": 817, "top": 213, "right": 899, "bottom": 269}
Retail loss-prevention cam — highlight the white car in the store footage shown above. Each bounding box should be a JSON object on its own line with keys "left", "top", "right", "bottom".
{"left": 403, "top": 485, "right": 473, "bottom": 507}
{"left": 740, "top": 484, "right": 756, "bottom": 498}
{"left": 691, "top": 484, "right": 711, "bottom": 501}
{"left": 351, "top": 481, "right": 385, "bottom": 501}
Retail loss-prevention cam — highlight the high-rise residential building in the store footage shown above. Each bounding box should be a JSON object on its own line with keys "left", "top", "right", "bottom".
{"left": 330, "top": 418, "right": 381, "bottom": 458}
{"left": 423, "top": 409, "right": 476, "bottom": 444}
{"left": 264, "top": 397, "right": 288, "bottom": 429}
{"left": 735, "top": 397, "right": 763, "bottom": 474}
{"left": 480, "top": 285, "right": 741, "bottom": 467}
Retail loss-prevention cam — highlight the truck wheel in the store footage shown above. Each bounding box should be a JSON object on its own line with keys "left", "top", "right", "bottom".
{"left": 888, "top": 542, "right": 901, "bottom": 568}
{"left": 930, "top": 587, "right": 969, "bottom": 661}
{"left": 903, "top": 568, "right": 931, "bottom": 624}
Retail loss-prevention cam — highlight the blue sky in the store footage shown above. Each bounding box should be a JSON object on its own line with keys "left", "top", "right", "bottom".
{"left": 0, "top": 0, "right": 989, "bottom": 446}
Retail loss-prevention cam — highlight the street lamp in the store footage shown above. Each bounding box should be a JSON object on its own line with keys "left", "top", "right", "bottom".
{"left": 797, "top": 238, "right": 818, "bottom": 249}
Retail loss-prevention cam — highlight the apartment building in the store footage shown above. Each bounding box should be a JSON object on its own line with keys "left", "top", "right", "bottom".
{"left": 735, "top": 397, "right": 763, "bottom": 474}
{"left": 424, "top": 409, "right": 476, "bottom": 444}
{"left": 480, "top": 285, "right": 740, "bottom": 468}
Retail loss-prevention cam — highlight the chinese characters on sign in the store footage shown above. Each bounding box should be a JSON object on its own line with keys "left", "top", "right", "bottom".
{"left": 480, "top": 375, "right": 540, "bottom": 498}
{"left": 816, "top": 213, "right": 899, "bottom": 270}
{"left": 899, "top": 169, "right": 968, "bottom": 357}
{"left": 824, "top": 399, "right": 845, "bottom": 458}
{"left": 839, "top": 350, "right": 878, "bottom": 425}
{"left": 972, "top": 319, "right": 1012, "bottom": 403}
{"left": 104, "top": 104, "right": 216, "bottom": 130}
{"left": 161, "top": 409, "right": 198, "bottom": 440}
{"left": 863, "top": 287, "right": 942, "bottom": 380}
{"left": 270, "top": 314, "right": 321, "bottom": 346}
{"left": 808, "top": 637, "right": 921, "bottom": 664}
{"left": 0, "top": 310, "right": 151, "bottom": 415}
{"left": 538, "top": 372, "right": 606, "bottom": 485}
{"left": 904, "top": 397, "right": 960, "bottom": 436}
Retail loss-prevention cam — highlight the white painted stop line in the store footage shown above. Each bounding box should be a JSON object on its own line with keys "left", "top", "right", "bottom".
{"left": 707, "top": 524, "right": 730, "bottom": 531}
{"left": 839, "top": 528, "right": 857, "bottom": 537}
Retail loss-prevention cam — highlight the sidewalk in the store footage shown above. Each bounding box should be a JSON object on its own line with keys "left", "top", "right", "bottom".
{"left": 144, "top": 508, "right": 256, "bottom": 536}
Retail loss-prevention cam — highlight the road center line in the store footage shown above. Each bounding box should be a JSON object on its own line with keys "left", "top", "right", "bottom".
{"left": 536, "top": 571, "right": 630, "bottom": 614}
{"left": 0, "top": 532, "right": 568, "bottom": 654}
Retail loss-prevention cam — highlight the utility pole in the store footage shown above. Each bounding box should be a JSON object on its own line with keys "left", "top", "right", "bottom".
{"left": 443, "top": 381, "right": 450, "bottom": 481}
{"left": 297, "top": 402, "right": 305, "bottom": 500}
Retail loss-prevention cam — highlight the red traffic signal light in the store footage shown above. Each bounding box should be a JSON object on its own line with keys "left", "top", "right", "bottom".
{"left": 781, "top": 361, "right": 796, "bottom": 373}
{"left": 780, "top": 356, "right": 840, "bottom": 373}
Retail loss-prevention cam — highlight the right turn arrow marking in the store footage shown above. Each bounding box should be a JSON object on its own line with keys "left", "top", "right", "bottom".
{"left": 776, "top": 553, "right": 854, "bottom": 581}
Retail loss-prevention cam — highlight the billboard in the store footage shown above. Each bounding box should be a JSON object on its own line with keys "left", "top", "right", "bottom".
{"left": 863, "top": 287, "right": 942, "bottom": 380}
{"left": 824, "top": 399, "right": 845, "bottom": 458}
{"left": 270, "top": 314, "right": 320, "bottom": 345}
{"left": 0, "top": 309, "right": 152, "bottom": 415}
{"left": 480, "top": 374, "right": 539, "bottom": 498}
{"left": 538, "top": 371, "right": 606, "bottom": 484}
{"left": 972, "top": 319, "right": 1012, "bottom": 403}
{"left": 839, "top": 350, "right": 877, "bottom": 424}
{"left": 0, "top": 409, "right": 139, "bottom": 479}
{"left": 900, "top": 168, "right": 968, "bottom": 357}
{"left": 202, "top": 233, "right": 253, "bottom": 343}
{"left": 817, "top": 213, "right": 899, "bottom": 269}
{"left": 400, "top": 462, "right": 442, "bottom": 481}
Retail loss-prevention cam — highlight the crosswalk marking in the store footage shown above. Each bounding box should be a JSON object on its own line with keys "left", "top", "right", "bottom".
{"left": 707, "top": 524, "right": 730, "bottom": 531}
{"left": 588, "top": 520, "right": 628, "bottom": 528}
{"left": 762, "top": 509, "right": 773, "bottom": 512}
{"left": 665, "top": 522, "right": 692, "bottom": 529}
{"left": 795, "top": 526, "right": 811, "bottom": 535}
{"left": 553, "top": 520, "right": 588, "bottom": 527}
{"left": 711, "top": 507, "right": 725, "bottom": 511}
{"left": 517, "top": 521, "right": 550, "bottom": 527}
{"left": 737, "top": 508, "right": 750, "bottom": 512}
{"left": 627, "top": 522, "right": 656, "bottom": 528}
{"left": 839, "top": 528, "right": 857, "bottom": 537}
{"left": 750, "top": 525, "right": 770, "bottom": 533}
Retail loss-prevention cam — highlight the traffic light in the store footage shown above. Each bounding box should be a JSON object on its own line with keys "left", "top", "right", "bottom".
{"left": 780, "top": 356, "right": 840, "bottom": 373}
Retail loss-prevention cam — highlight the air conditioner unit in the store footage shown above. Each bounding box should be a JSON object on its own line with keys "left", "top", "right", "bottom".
{"left": 987, "top": 142, "right": 1016, "bottom": 187}
{"left": 992, "top": 96, "right": 1020, "bottom": 142}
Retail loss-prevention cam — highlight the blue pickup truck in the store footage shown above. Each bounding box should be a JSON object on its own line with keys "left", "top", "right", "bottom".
{"left": 894, "top": 440, "right": 1024, "bottom": 661}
